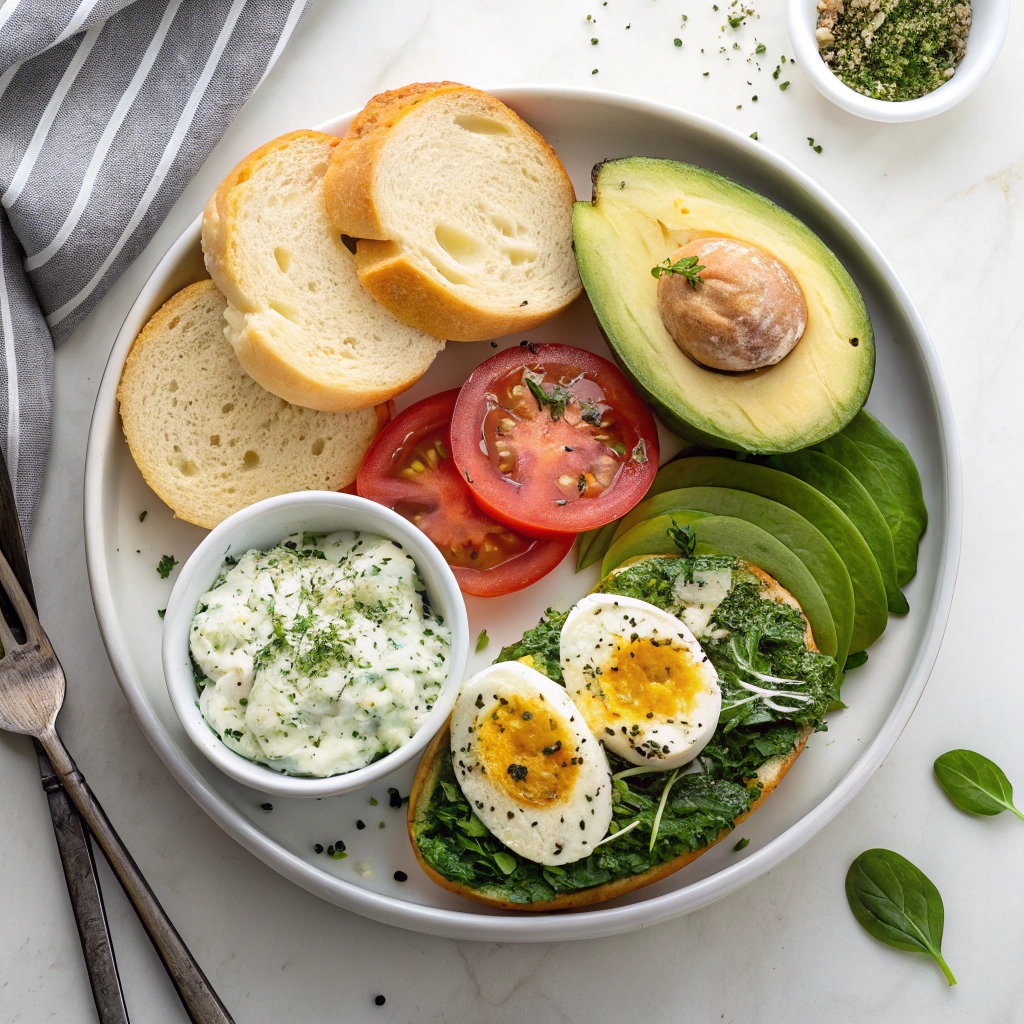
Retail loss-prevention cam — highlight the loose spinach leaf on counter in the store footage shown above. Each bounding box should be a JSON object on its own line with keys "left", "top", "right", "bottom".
{"left": 845, "top": 849, "right": 956, "bottom": 986}
{"left": 933, "top": 749, "right": 1024, "bottom": 821}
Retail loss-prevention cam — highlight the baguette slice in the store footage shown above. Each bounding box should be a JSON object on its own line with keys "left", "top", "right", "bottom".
{"left": 407, "top": 558, "right": 815, "bottom": 912}
{"left": 323, "top": 83, "right": 582, "bottom": 341}
{"left": 117, "top": 280, "right": 385, "bottom": 530}
{"left": 202, "top": 130, "right": 444, "bottom": 412}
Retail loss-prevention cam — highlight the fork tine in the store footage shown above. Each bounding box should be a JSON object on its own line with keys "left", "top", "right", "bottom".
{"left": 0, "top": 545, "right": 43, "bottom": 644}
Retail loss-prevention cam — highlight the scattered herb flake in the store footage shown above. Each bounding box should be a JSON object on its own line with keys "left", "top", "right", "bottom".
{"left": 156, "top": 554, "right": 178, "bottom": 579}
{"left": 476, "top": 629, "right": 490, "bottom": 653}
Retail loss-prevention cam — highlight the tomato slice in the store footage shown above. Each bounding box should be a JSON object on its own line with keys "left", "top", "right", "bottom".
{"left": 356, "top": 390, "right": 573, "bottom": 596}
{"left": 450, "top": 344, "right": 659, "bottom": 538}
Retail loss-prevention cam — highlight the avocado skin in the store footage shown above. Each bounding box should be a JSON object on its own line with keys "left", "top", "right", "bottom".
{"left": 573, "top": 157, "right": 875, "bottom": 453}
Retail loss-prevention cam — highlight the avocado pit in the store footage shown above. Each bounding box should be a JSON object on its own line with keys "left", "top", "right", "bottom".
{"left": 656, "top": 237, "right": 807, "bottom": 373}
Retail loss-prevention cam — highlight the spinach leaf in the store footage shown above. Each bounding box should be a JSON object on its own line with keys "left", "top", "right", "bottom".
{"left": 844, "top": 650, "right": 868, "bottom": 671}
{"left": 576, "top": 521, "right": 619, "bottom": 572}
{"left": 846, "top": 849, "right": 956, "bottom": 986}
{"left": 933, "top": 749, "right": 1024, "bottom": 820}
{"left": 494, "top": 608, "right": 567, "bottom": 682}
{"left": 840, "top": 410, "right": 927, "bottom": 585}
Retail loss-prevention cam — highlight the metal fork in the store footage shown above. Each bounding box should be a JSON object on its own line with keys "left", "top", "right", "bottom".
{"left": 0, "top": 548, "right": 234, "bottom": 1024}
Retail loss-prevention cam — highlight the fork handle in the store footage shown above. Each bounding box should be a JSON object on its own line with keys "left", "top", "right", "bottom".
{"left": 39, "top": 728, "right": 234, "bottom": 1024}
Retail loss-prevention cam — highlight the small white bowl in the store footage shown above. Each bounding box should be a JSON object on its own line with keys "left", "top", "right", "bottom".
{"left": 788, "top": 0, "right": 1009, "bottom": 122}
{"left": 161, "top": 491, "right": 469, "bottom": 798}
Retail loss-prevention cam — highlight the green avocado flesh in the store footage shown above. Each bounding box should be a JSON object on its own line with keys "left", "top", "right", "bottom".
{"left": 613, "top": 486, "right": 853, "bottom": 672}
{"left": 572, "top": 157, "right": 875, "bottom": 453}
{"left": 769, "top": 449, "right": 908, "bottom": 615}
{"left": 602, "top": 514, "right": 837, "bottom": 659}
{"left": 643, "top": 457, "right": 885, "bottom": 651}
{"left": 415, "top": 557, "right": 837, "bottom": 905}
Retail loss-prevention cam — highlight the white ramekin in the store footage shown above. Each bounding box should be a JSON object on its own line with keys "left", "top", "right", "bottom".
{"left": 788, "top": 0, "right": 1009, "bottom": 123}
{"left": 161, "top": 491, "right": 469, "bottom": 798}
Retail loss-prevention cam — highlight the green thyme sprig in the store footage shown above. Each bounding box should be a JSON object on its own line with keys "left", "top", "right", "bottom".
{"left": 651, "top": 254, "right": 705, "bottom": 288}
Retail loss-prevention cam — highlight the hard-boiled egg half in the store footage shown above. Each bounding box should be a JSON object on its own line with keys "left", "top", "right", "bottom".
{"left": 560, "top": 594, "right": 721, "bottom": 769}
{"left": 450, "top": 661, "right": 613, "bottom": 865}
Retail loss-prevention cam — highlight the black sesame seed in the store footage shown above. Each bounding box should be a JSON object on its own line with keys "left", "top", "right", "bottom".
{"left": 314, "top": 844, "right": 324, "bottom": 854}
{"left": 356, "top": 820, "right": 366, "bottom": 830}
{"left": 374, "top": 994, "right": 386, "bottom": 1006}
{"left": 394, "top": 870, "right": 408, "bottom": 882}
{"left": 260, "top": 802, "right": 273, "bottom": 812}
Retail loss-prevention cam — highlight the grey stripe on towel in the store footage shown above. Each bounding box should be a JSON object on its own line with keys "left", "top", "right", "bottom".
{"left": 0, "top": 0, "right": 310, "bottom": 536}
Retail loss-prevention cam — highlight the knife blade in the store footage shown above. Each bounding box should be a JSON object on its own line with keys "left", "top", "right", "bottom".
{"left": 0, "top": 448, "right": 130, "bottom": 1024}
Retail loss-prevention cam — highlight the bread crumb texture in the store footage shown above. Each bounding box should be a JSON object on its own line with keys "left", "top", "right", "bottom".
{"left": 202, "top": 130, "right": 444, "bottom": 411}
{"left": 325, "top": 84, "right": 582, "bottom": 340}
{"left": 117, "top": 280, "right": 380, "bottom": 529}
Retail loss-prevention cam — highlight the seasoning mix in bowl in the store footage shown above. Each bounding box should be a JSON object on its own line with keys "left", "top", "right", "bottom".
{"left": 789, "top": 0, "right": 1008, "bottom": 121}
{"left": 815, "top": 0, "right": 972, "bottom": 101}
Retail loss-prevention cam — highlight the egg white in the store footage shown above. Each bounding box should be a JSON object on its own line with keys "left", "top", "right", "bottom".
{"left": 560, "top": 594, "right": 721, "bottom": 769}
{"left": 450, "top": 662, "right": 613, "bottom": 866}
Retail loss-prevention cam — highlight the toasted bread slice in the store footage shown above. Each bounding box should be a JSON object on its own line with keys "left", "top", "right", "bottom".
{"left": 323, "top": 83, "right": 582, "bottom": 341}
{"left": 407, "top": 557, "right": 816, "bottom": 911}
{"left": 202, "top": 130, "right": 444, "bottom": 412}
{"left": 117, "top": 280, "right": 386, "bottom": 529}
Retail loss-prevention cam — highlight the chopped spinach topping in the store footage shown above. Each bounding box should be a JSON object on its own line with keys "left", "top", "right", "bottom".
{"left": 419, "top": 555, "right": 837, "bottom": 903}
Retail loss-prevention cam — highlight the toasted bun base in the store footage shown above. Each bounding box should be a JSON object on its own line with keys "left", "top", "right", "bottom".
{"left": 407, "top": 555, "right": 817, "bottom": 912}
{"left": 323, "top": 83, "right": 581, "bottom": 341}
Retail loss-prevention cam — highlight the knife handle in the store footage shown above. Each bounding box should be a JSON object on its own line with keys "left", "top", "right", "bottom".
{"left": 40, "top": 728, "right": 234, "bottom": 1024}
{"left": 36, "top": 740, "right": 131, "bottom": 1024}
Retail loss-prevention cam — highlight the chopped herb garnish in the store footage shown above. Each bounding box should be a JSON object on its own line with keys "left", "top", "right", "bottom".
{"left": 734, "top": 837, "right": 750, "bottom": 851}
{"left": 156, "top": 554, "right": 178, "bottom": 579}
{"left": 651, "top": 254, "right": 705, "bottom": 288}
{"left": 139, "top": 510, "right": 148, "bottom": 522}
{"left": 525, "top": 375, "right": 572, "bottom": 421}
{"left": 476, "top": 629, "right": 490, "bottom": 653}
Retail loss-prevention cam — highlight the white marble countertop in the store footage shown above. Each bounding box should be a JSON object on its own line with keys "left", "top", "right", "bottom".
{"left": 2, "top": 0, "right": 1022, "bottom": 1020}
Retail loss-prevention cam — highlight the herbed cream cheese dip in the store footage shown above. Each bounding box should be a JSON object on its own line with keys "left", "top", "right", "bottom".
{"left": 190, "top": 530, "right": 451, "bottom": 777}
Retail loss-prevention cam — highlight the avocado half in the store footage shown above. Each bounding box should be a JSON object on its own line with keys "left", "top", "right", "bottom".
{"left": 572, "top": 157, "right": 875, "bottom": 453}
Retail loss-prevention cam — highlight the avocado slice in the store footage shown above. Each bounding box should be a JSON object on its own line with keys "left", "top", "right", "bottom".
{"left": 768, "top": 450, "right": 909, "bottom": 615}
{"left": 602, "top": 509, "right": 710, "bottom": 575}
{"left": 603, "top": 513, "right": 838, "bottom": 658}
{"left": 612, "top": 485, "right": 853, "bottom": 671}
{"left": 572, "top": 157, "right": 874, "bottom": 453}
{"left": 643, "top": 456, "right": 886, "bottom": 651}
{"left": 838, "top": 411, "right": 927, "bottom": 585}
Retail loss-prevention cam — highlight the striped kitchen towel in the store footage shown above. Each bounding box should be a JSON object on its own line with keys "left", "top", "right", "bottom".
{"left": 0, "top": 0, "right": 311, "bottom": 536}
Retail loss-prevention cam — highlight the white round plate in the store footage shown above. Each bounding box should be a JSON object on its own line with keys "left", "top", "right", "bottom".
{"left": 84, "top": 87, "right": 960, "bottom": 942}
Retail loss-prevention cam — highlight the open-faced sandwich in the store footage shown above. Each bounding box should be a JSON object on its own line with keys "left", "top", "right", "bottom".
{"left": 408, "top": 528, "right": 838, "bottom": 910}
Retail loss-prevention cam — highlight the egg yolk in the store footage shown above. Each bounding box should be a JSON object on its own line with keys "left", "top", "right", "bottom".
{"left": 583, "top": 635, "right": 707, "bottom": 728}
{"left": 477, "top": 695, "right": 580, "bottom": 808}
